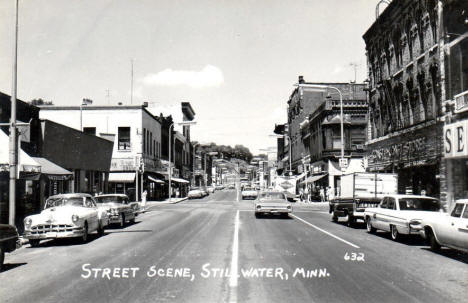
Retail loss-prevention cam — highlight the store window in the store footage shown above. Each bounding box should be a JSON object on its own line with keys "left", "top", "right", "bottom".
{"left": 118, "top": 127, "right": 131, "bottom": 150}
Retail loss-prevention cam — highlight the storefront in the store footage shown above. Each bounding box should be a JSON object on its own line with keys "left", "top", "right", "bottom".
{"left": 444, "top": 120, "right": 468, "bottom": 204}
{"left": 367, "top": 123, "right": 442, "bottom": 198}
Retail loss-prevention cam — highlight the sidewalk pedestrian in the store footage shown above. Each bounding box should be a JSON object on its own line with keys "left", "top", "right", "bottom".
{"left": 319, "top": 187, "right": 325, "bottom": 202}
{"left": 141, "top": 190, "right": 147, "bottom": 212}
{"left": 304, "top": 186, "right": 310, "bottom": 203}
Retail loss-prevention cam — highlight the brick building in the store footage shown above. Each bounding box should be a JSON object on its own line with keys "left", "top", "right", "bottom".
{"left": 363, "top": 0, "right": 445, "bottom": 199}
{"left": 302, "top": 82, "right": 368, "bottom": 197}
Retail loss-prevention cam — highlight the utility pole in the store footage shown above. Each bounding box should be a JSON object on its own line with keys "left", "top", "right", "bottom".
{"left": 130, "top": 59, "right": 134, "bottom": 104}
{"left": 9, "top": 0, "right": 19, "bottom": 226}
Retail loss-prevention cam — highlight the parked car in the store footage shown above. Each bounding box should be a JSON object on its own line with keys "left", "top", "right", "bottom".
{"left": 188, "top": 189, "right": 204, "bottom": 199}
{"left": 242, "top": 187, "right": 258, "bottom": 200}
{"left": 23, "top": 193, "right": 110, "bottom": 246}
{"left": 200, "top": 188, "right": 209, "bottom": 196}
{"left": 418, "top": 199, "right": 468, "bottom": 252}
{"left": 228, "top": 184, "right": 236, "bottom": 190}
{"left": 0, "top": 224, "right": 20, "bottom": 270}
{"left": 95, "top": 194, "right": 136, "bottom": 227}
{"left": 364, "top": 195, "right": 443, "bottom": 241}
{"left": 215, "top": 185, "right": 224, "bottom": 190}
{"left": 207, "top": 187, "right": 216, "bottom": 193}
{"left": 255, "top": 191, "right": 292, "bottom": 218}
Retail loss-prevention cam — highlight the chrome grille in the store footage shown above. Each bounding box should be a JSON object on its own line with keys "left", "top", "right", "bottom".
{"left": 30, "top": 224, "right": 75, "bottom": 234}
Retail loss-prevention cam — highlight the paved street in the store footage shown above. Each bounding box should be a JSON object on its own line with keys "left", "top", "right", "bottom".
{"left": 1, "top": 190, "right": 467, "bottom": 303}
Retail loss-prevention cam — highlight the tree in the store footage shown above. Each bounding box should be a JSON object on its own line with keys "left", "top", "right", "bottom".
{"left": 29, "top": 98, "right": 53, "bottom": 105}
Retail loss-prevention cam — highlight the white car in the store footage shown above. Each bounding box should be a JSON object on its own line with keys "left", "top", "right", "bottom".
{"left": 418, "top": 199, "right": 468, "bottom": 252}
{"left": 242, "top": 187, "right": 258, "bottom": 200}
{"left": 188, "top": 189, "right": 204, "bottom": 199}
{"left": 364, "top": 194, "right": 443, "bottom": 241}
{"left": 24, "top": 193, "right": 109, "bottom": 247}
{"left": 255, "top": 191, "right": 292, "bottom": 218}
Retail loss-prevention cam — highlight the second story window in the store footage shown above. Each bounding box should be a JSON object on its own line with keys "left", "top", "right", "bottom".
{"left": 118, "top": 127, "right": 131, "bottom": 150}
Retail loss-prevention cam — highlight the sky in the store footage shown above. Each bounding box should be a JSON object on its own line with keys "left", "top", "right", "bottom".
{"left": 0, "top": 0, "right": 384, "bottom": 154}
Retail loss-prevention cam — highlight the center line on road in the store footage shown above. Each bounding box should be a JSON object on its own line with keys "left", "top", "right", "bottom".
{"left": 290, "top": 214, "right": 360, "bottom": 249}
{"left": 229, "top": 210, "right": 240, "bottom": 303}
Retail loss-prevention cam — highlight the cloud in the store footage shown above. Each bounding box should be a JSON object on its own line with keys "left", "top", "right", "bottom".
{"left": 142, "top": 65, "right": 224, "bottom": 88}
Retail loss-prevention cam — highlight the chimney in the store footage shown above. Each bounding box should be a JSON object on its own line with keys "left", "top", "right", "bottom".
{"left": 298, "top": 75, "right": 305, "bottom": 84}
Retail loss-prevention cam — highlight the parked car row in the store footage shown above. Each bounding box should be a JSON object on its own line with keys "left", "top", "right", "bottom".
{"left": 334, "top": 194, "right": 468, "bottom": 254}
{"left": 188, "top": 185, "right": 225, "bottom": 199}
{"left": 22, "top": 193, "right": 140, "bottom": 248}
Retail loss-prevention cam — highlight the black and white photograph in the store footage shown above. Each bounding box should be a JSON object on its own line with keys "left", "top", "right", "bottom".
{"left": 0, "top": 0, "right": 467, "bottom": 302}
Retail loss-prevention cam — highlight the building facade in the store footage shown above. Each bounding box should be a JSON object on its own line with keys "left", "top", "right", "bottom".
{"left": 40, "top": 105, "right": 165, "bottom": 201}
{"left": 303, "top": 82, "right": 368, "bottom": 198}
{"left": 363, "top": 0, "right": 445, "bottom": 199}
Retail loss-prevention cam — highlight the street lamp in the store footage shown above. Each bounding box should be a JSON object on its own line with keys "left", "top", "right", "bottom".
{"left": 294, "top": 83, "right": 345, "bottom": 172}
{"left": 168, "top": 121, "right": 197, "bottom": 202}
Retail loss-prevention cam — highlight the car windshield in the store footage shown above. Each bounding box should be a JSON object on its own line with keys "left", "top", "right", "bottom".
{"left": 259, "top": 192, "right": 286, "bottom": 200}
{"left": 243, "top": 187, "right": 254, "bottom": 191}
{"left": 95, "top": 196, "right": 126, "bottom": 203}
{"left": 398, "top": 198, "right": 441, "bottom": 211}
{"left": 45, "top": 197, "right": 85, "bottom": 208}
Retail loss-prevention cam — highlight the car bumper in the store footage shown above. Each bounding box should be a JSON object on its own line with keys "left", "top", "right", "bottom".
{"left": 255, "top": 208, "right": 292, "bottom": 214}
{"left": 24, "top": 227, "right": 85, "bottom": 239}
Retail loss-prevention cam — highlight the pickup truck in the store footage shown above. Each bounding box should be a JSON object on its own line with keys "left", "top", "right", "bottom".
{"left": 329, "top": 173, "right": 398, "bottom": 226}
{"left": 0, "top": 224, "right": 20, "bottom": 270}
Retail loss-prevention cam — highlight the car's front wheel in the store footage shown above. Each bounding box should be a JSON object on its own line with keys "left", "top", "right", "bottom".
{"left": 0, "top": 247, "right": 4, "bottom": 270}
{"left": 427, "top": 228, "right": 441, "bottom": 251}
{"left": 29, "top": 239, "right": 40, "bottom": 247}
{"left": 366, "top": 217, "right": 376, "bottom": 233}
{"left": 331, "top": 211, "right": 338, "bottom": 223}
{"left": 119, "top": 214, "right": 126, "bottom": 227}
{"left": 390, "top": 225, "right": 400, "bottom": 241}
{"left": 97, "top": 222, "right": 105, "bottom": 237}
{"left": 81, "top": 223, "right": 89, "bottom": 243}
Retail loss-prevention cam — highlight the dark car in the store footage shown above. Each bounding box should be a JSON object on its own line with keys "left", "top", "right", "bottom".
{"left": 0, "top": 224, "right": 20, "bottom": 270}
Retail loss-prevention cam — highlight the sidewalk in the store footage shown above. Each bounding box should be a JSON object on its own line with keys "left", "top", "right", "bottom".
{"left": 144, "top": 197, "right": 188, "bottom": 208}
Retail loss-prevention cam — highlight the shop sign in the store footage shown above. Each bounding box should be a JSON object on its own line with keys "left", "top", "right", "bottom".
{"left": 444, "top": 120, "right": 468, "bottom": 158}
{"left": 369, "top": 137, "right": 426, "bottom": 163}
{"left": 111, "top": 158, "right": 136, "bottom": 171}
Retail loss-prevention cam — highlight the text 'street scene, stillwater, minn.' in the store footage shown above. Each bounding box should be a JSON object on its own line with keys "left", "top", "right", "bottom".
{"left": 0, "top": 0, "right": 467, "bottom": 302}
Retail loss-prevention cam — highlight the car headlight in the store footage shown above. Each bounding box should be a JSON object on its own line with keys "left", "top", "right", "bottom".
{"left": 287, "top": 205, "right": 292, "bottom": 210}
{"left": 256, "top": 205, "right": 261, "bottom": 209}
{"left": 24, "top": 217, "right": 32, "bottom": 227}
{"left": 72, "top": 214, "right": 79, "bottom": 222}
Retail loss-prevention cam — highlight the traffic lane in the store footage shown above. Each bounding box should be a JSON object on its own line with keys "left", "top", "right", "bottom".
{"left": 236, "top": 210, "right": 453, "bottom": 303}
{"left": 0, "top": 205, "right": 235, "bottom": 303}
{"left": 292, "top": 210, "right": 468, "bottom": 302}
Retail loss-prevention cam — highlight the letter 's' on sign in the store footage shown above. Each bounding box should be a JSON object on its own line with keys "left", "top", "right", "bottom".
{"left": 444, "top": 121, "right": 468, "bottom": 158}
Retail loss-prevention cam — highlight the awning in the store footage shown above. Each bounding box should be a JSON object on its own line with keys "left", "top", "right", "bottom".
{"left": 0, "top": 130, "right": 41, "bottom": 172}
{"left": 109, "top": 172, "right": 135, "bottom": 183}
{"left": 302, "top": 174, "right": 328, "bottom": 184}
{"left": 148, "top": 175, "right": 165, "bottom": 184}
{"left": 171, "top": 177, "right": 190, "bottom": 184}
{"left": 31, "top": 157, "right": 72, "bottom": 180}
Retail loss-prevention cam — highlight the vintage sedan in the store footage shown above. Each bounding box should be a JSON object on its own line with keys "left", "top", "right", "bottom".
{"left": 255, "top": 191, "right": 292, "bottom": 218}
{"left": 188, "top": 189, "right": 204, "bottom": 199}
{"left": 23, "top": 193, "right": 109, "bottom": 247}
{"left": 0, "top": 224, "right": 20, "bottom": 270}
{"left": 418, "top": 199, "right": 468, "bottom": 252}
{"left": 95, "top": 194, "right": 136, "bottom": 227}
{"left": 364, "top": 194, "right": 443, "bottom": 241}
{"left": 242, "top": 187, "right": 258, "bottom": 200}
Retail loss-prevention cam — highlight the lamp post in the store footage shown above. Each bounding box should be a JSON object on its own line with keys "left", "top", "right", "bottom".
{"left": 294, "top": 83, "right": 345, "bottom": 172}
